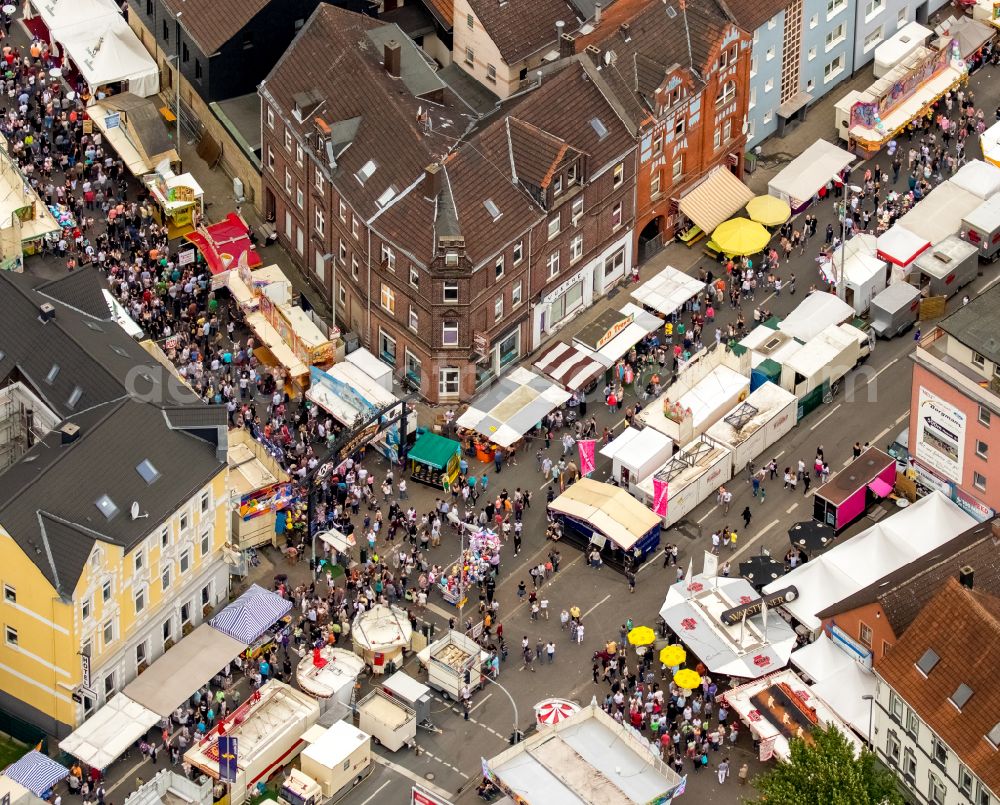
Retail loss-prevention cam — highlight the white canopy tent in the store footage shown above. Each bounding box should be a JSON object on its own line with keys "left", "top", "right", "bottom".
{"left": 56, "top": 15, "right": 159, "bottom": 98}
{"left": 778, "top": 292, "right": 853, "bottom": 342}
{"left": 896, "top": 180, "right": 983, "bottom": 246}
{"left": 59, "top": 693, "right": 160, "bottom": 770}
{"left": 790, "top": 632, "right": 876, "bottom": 738}
{"left": 949, "top": 159, "right": 1000, "bottom": 200}
{"left": 30, "top": 0, "right": 120, "bottom": 38}
{"left": 981, "top": 120, "right": 1000, "bottom": 167}
{"left": 456, "top": 367, "right": 570, "bottom": 448}
{"left": 631, "top": 265, "right": 706, "bottom": 317}
{"left": 877, "top": 224, "right": 931, "bottom": 268}
{"left": 548, "top": 478, "right": 661, "bottom": 552}
{"left": 767, "top": 140, "right": 855, "bottom": 208}
{"left": 763, "top": 491, "right": 976, "bottom": 631}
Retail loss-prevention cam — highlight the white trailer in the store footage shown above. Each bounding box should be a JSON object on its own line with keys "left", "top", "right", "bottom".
{"left": 705, "top": 383, "right": 798, "bottom": 475}
{"left": 829, "top": 235, "right": 888, "bottom": 316}
{"left": 873, "top": 22, "right": 932, "bottom": 77}
{"left": 780, "top": 324, "right": 862, "bottom": 399}
{"left": 184, "top": 681, "right": 320, "bottom": 805}
{"left": 599, "top": 426, "right": 674, "bottom": 493}
{"left": 277, "top": 721, "right": 372, "bottom": 805}
{"left": 962, "top": 194, "right": 1000, "bottom": 262}
{"left": 417, "top": 630, "right": 485, "bottom": 700}
{"left": 638, "top": 435, "right": 733, "bottom": 527}
{"left": 356, "top": 689, "right": 416, "bottom": 752}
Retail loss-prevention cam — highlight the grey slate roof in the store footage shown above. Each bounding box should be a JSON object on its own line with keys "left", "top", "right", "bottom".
{"left": 938, "top": 283, "right": 1000, "bottom": 366}
{"left": 0, "top": 398, "right": 227, "bottom": 598}
{"left": 35, "top": 267, "right": 112, "bottom": 320}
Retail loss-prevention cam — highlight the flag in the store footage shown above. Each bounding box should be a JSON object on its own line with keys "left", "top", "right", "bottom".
{"left": 218, "top": 735, "right": 238, "bottom": 783}
{"left": 652, "top": 477, "right": 669, "bottom": 517}
{"left": 703, "top": 550, "right": 718, "bottom": 579}
{"left": 577, "top": 439, "right": 596, "bottom": 477}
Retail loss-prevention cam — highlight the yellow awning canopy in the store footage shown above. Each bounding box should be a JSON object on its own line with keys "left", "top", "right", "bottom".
{"left": 679, "top": 168, "right": 755, "bottom": 233}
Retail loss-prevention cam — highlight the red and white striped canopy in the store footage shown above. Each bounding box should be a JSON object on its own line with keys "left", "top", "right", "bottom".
{"left": 535, "top": 698, "right": 580, "bottom": 726}
{"left": 532, "top": 341, "right": 604, "bottom": 391}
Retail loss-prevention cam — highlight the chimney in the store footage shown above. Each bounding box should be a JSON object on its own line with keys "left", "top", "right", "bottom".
{"left": 384, "top": 40, "right": 401, "bottom": 78}
{"left": 959, "top": 565, "right": 975, "bottom": 589}
{"left": 585, "top": 44, "right": 602, "bottom": 66}
{"left": 594, "top": 1, "right": 602, "bottom": 25}
{"left": 560, "top": 32, "right": 575, "bottom": 58}
{"left": 38, "top": 302, "right": 55, "bottom": 322}
{"left": 555, "top": 20, "right": 565, "bottom": 46}
{"left": 60, "top": 422, "right": 80, "bottom": 445}
{"left": 619, "top": 22, "right": 631, "bottom": 41}
{"left": 423, "top": 163, "right": 441, "bottom": 199}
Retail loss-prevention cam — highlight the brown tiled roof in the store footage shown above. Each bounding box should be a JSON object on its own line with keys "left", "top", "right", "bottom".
{"left": 161, "top": 0, "right": 269, "bottom": 56}
{"left": 467, "top": 0, "right": 581, "bottom": 63}
{"left": 816, "top": 519, "right": 1000, "bottom": 634}
{"left": 875, "top": 577, "right": 1000, "bottom": 795}
{"left": 261, "top": 5, "right": 458, "bottom": 222}
{"left": 724, "top": 0, "right": 791, "bottom": 33}
{"left": 507, "top": 117, "right": 579, "bottom": 190}
{"left": 576, "top": 0, "right": 730, "bottom": 106}
{"left": 423, "top": 0, "right": 454, "bottom": 28}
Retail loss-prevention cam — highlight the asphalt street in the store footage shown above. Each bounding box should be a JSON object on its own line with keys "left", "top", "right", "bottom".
{"left": 80, "top": 55, "right": 1000, "bottom": 805}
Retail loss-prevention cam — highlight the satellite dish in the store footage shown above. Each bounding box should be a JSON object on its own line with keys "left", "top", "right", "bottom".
{"left": 741, "top": 120, "right": 749, "bottom": 135}
{"left": 131, "top": 502, "right": 148, "bottom": 520}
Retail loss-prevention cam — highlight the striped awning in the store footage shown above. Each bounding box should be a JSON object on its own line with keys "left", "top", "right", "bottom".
{"left": 3, "top": 751, "right": 69, "bottom": 796}
{"left": 679, "top": 167, "right": 755, "bottom": 234}
{"left": 532, "top": 341, "right": 605, "bottom": 391}
{"left": 210, "top": 583, "right": 292, "bottom": 645}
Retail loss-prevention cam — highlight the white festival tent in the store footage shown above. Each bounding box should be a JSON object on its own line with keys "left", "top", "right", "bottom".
{"left": 895, "top": 180, "right": 982, "bottom": 246}
{"left": 949, "top": 159, "right": 1000, "bottom": 200}
{"left": 777, "top": 291, "right": 854, "bottom": 343}
{"left": 790, "top": 632, "right": 876, "bottom": 738}
{"left": 632, "top": 265, "right": 707, "bottom": 317}
{"left": 658, "top": 574, "right": 798, "bottom": 679}
{"left": 762, "top": 491, "right": 976, "bottom": 632}
{"left": 28, "top": 0, "right": 120, "bottom": 38}
{"left": 767, "top": 140, "right": 855, "bottom": 209}
{"left": 55, "top": 16, "right": 160, "bottom": 98}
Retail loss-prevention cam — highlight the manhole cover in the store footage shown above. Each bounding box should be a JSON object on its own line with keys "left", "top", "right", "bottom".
{"left": 425, "top": 773, "right": 435, "bottom": 781}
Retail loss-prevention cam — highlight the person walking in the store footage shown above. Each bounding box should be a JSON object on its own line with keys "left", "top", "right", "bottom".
{"left": 717, "top": 758, "right": 730, "bottom": 784}
{"left": 738, "top": 762, "right": 750, "bottom": 786}
{"left": 741, "top": 506, "right": 752, "bottom": 528}
{"left": 546, "top": 641, "right": 555, "bottom": 663}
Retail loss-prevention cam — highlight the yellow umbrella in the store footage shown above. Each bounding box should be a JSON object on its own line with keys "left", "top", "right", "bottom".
{"left": 627, "top": 626, "right": 656, "bottom": 646}
{"left": 659, "top": 645, "right": 687, "bottom": 666}
{"left": 711, "top": 217, "right": 771, "bottom": 256}
{"left": 674, "top": 668, "right": 702, "bottom": 690}
{"left": 746, "top": 195, "right": 791, "bottom": 227}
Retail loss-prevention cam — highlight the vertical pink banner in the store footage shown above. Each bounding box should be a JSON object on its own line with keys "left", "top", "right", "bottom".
{"left": 652, "top": 477, "right": 669, "bottom": 517}
{"left": 577, "top": 439, "right": 596, "bottom": 476}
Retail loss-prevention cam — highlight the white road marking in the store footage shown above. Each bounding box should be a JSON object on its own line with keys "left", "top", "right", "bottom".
{"left": 871, "top": 357, "right": 900, "bottom": 380}
{"left": 372, "top": 756, "right": 457, "bottom": 798}
{"left": 810, "top": 403, "right": 842, "bottom": 430}
{"left": 358, "top": 780, "right": 391, "bottom": 805}
{"left": 582, "top": 594, "right": 612, "bottom": 619}
{"left": 469, "top": 692, "right": 492, "bottom": 713}
{"left": 785, "top": 503, "right": 798, "bottom": 514}
{"left": 697, "top": 505, "right": 719, "bottom": 524}
{"left": 729, "top": 519, "right": 781, "bottom": 563}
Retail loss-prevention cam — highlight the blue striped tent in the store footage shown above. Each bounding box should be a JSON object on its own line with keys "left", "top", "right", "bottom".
{"left": 3, "top": 750, "right": 69, "bottom": 796}
{"left": 210, "top": 583, "right": 292, "bottom": 645}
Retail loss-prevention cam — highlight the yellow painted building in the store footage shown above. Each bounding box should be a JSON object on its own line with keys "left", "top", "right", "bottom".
{"left": 0, "top": 399, "right": 230, "bottom": 738}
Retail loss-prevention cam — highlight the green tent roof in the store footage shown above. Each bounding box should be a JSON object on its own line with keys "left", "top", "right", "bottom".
{"left": 409, "top": 431, "right": 460, "bottom": 469}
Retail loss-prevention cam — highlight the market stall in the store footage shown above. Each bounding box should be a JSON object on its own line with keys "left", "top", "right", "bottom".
{"left": 1, "top": 751, "right": 69, "bottom": 796}
{"left": 705, "top": 382, "right": 797, "bottom": 476}
{"left": 824, "top": 235, "right": 888, "bottom": 315}
{"left": 87, "top": 93, "right": 179, "bottom": 177}
{"left": 547, "top": 477, "right": 661, "bottom": 568}
{"left": 949, "top": 159, "right": 1000, "bottom": 200}
{"left": 55, "top": 15, "right": 159, "bottom": 98}
{"left": 0, "top": 144, "right": 60, "bottom": 268}
{"left": 598, "top": 426, "right": 673, "bottom": 493}
{"left": 790, "top": 632, "right": 876, "bottom": 737}
{"left": 58, "top": 693, "right": 160, "bottom": 771}
{"left": 813, "top": 448, "right": 896, "bottom": 531}
{"left": 25, "top": 0, "right": 119, "bottom": 39}
{"left": 630, "top": 264, "right": 706, "bottom": 318}
{"left": 351, "top": 605, "right": 412, "bottom": 675}
{"left": 571, "top": 303, "right": 662, "bottom": 367}
{"left": 185, "top": 211, "right": 260, "bottom": 284}
{"left": 345, "top": 347, "right": 392, "bottom": 392}
{"left": 638, "top": 435, "right": 733, "bottom": 527}
{"left": 658, "top": 574, "right": 798, "bottom": 679}
{"left": 456, "top": 366, "right": 570, "bottom": 452}
{"left": 678, "top": 167, "right": 755, "bottom": 234}
{"left": 762, "top": 491, "right": 976, "bottom": 633}
{"left": 895, "top": 180, "right": 982, "bottom": 246}
{"left": 295, "top": 646, "right": 366, "bottom": 714}
{"left": 408, "top": 431, "right": 460, "bottom": 490}
{"left": 438, "top": 529, "right": 501, "bottom": 606}
{"left": 878, "top": 223, "right": 932, "bottom": 276}
{"left": 532, "top": 340, "right": 606, "bottom": 392}
{"left": 981, "top": 119, "right": 1000, "bottom": 168}
{"left": 225, "top": 264, "right": 293, "bottom": 312}
{"left": 723, "top": 669, "right": 863, "bottom": 760}
{"left": 767, "top": 140, "right": 854, "bottom": 211}
{"left": 144, "top": 171, "right": 205, "bottom": 238}
{"left": 778, "top": 291, "right": 854, "bottom": 343}
{"left": 227, "top": 429, "right": 294, "bottom": 550}
{"left": 942, "top": 14, "right": 997, "bottom": 65}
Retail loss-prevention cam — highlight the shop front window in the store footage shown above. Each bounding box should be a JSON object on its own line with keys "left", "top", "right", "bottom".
{"left": 379, "top": 330, "right": 397, "bottom": 366}
{"left": 405, "top": 349, "right": 421, "bottom": 386}
{"left": 549, "top": 280, "right": 585, "bottom": 325}
{"left": 497, "top": 330, "right": 520, "bottom": 370}
{"left": 476, "top": 364, "right": 496, "bottom": 390}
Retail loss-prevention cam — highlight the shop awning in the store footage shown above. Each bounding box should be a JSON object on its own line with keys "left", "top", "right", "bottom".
{"left": 877, "top": 224, "right": 931, "bottom": 267}
{"left": 679, "top": 168, "right": 755, "bottom": 233}
{"left": 632, "top": 265, "right": 706, "bottom": 317}
{"left": 868, "top": 477, "right": 894, "bottom": 497}
{"left": 586, "top": 304, "right": 663, "bottom": 365}
{"left": 123, "top": 624, "right": 245, "bottom": 716}
{"left": 58, "top": 694, "right": 160, "bottom": 770}
{"left": 548, "top": 478, "right": 660, "bottom": 551}
{"left": 185, "top": 212, "right": 261, "bottom": 277}
{"left": 767, "top": 140, "right": 855, "bottom": 206}
{"left": 532, "top": 341, "right": 605, "bottom": 391}
{"left": 318, "top": 528, "right": 356, "bottom": 553}
{"left": 2, "top": 751, "right": 68, "bottom": 795}
{"left": 456, "top": 367, "right": 570, "bottom": 448}
{"left": 408, "top": 431, "right": 460, "bottom": 469}
{"left": 210, "top": 584, "right": 292, "bottom": 644}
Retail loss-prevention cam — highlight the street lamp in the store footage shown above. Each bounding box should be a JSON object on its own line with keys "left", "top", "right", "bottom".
{"left": 862, "top": 693, "right": 875, "bottom": 749}
{"left": 481, "top": 675, "right": 521, "bottom": 744}
{"left": 836, "top": 183, "right": 864, "bottom": 300}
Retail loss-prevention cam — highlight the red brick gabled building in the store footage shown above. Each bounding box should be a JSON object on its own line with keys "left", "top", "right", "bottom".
{"left": 574, "top": 0, "right": 752, "bottom": 259}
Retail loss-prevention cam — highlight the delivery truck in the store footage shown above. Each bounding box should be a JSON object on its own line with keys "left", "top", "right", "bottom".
{"left": 870, "top": 282, "right": 921, "bottom": 339}
{"left": 277, "top": 721, "right": 372, "bottom": 805}
{"left": 962, "top": 194, "right": 1000, "bottom": 262}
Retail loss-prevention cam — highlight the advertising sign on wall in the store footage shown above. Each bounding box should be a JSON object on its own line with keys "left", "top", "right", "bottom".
{"left": 915, "top": 387, "right": 965, "bottom": 482}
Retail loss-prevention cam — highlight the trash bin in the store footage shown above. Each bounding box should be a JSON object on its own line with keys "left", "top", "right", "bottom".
{"left": 745, "top": 152, "right": 758, "bottom": 175}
